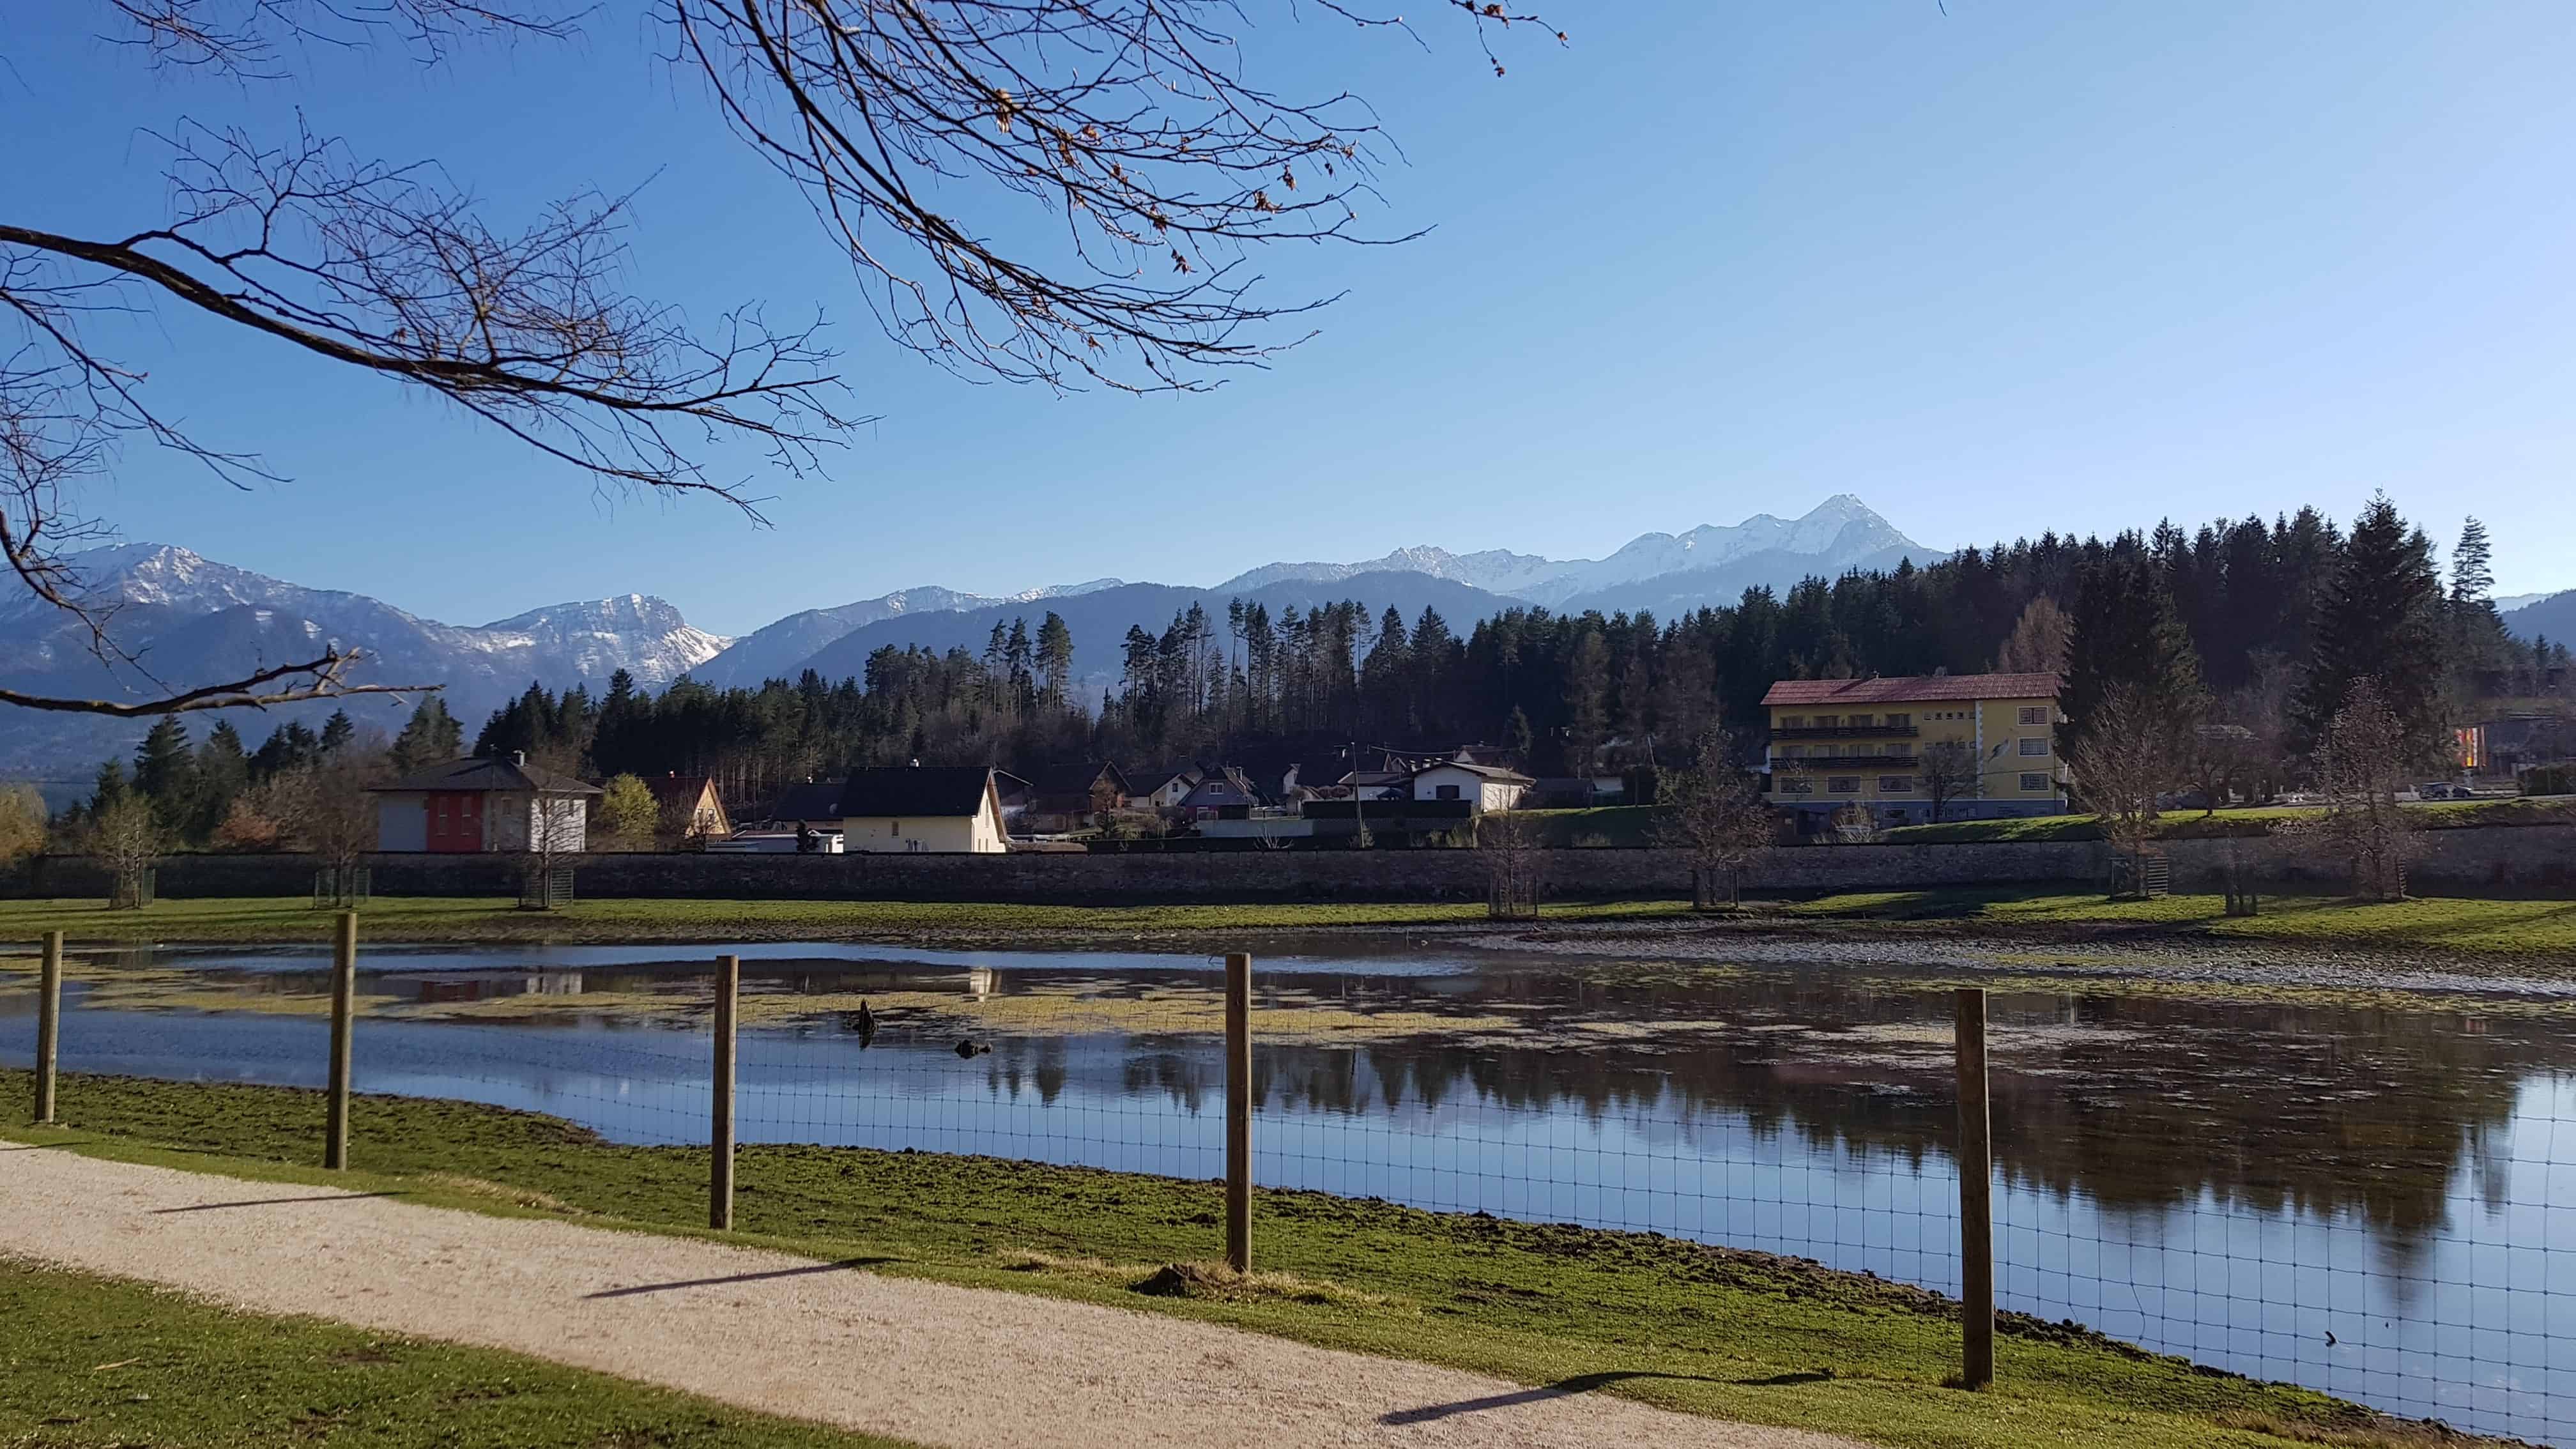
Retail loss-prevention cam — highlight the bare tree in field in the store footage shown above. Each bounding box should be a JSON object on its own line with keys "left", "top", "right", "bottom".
{"left": 93, "top": 794, "right": 167, "bottom": 908}
{"left": 4, "top": 0, "right": 1559, "bottom": 717}
{"left": 1476, "top": 809, "right": 1545, "bottom": 922}
{"left": 522, "top": 784, "right": 588, "bottom": 910}
{"left": 2303, "top": 676, "right": 2424, "bottom": 901}
{"left": 1657, "top": 725, "right": 1774, "bottom": 909}
{"left": 2064, "top": 685, "right": 2181, "bottom": 900}
{"left": 1917, "top": 739, "right": 1982, "bottom": 823}
{"left": 271, "top": 754, "right": 384, "bottom": 905}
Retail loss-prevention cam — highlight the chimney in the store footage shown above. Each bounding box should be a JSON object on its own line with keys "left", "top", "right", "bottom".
{"left": 513, "top": 750, "right": 526, "bottom": 767}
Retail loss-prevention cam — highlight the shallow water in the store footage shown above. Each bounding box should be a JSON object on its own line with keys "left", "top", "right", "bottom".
{"left": 4, "top": 939, "right": 2570, "bottom": 1443}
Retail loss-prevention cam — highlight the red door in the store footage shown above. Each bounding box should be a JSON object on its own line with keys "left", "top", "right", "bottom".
{"left": 427, "top": 792, "right": 484, "bottom": 852}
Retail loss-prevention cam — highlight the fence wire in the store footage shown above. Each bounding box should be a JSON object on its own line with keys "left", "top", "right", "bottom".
{"left": 11, "top": 938, "right": 2573, "bottom": 1445}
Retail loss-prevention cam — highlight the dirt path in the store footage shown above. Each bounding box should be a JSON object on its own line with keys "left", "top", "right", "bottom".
{"left": 0, "top": 1147, "right": 1866, "bottom": 1449}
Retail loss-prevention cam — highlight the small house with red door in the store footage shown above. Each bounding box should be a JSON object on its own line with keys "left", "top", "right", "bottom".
{"left": 371, "top": 754, "right": 602, "bottom": 853}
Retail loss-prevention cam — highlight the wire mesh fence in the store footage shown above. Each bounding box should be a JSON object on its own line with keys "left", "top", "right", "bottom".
{"left": 8, "top": 925, "right": 2573, "bottom": 1444}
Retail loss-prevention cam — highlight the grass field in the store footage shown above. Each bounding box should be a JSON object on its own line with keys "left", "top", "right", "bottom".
{"left": 0, "top": 1260, "right": 909, "bottom": 1448}
{"left": 1772, "top": 887, "right": 2576, "bottom": 955}
{"left": 3, "top": 888, "right": 2573, "bottom": 957}
{"left": 1881, "top": 797, "right": 2575, "bottom": 843}
{"left": 1, "top": 1073, "right": 2486, "bottom": 1449}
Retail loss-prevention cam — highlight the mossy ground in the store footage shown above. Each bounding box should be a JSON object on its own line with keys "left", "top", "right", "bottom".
{"left": 1, "top": 1071, "right": 2503, "bottom": 1449}
{"left": 0, "top": 1260, "right": 912, "bottom": 1448}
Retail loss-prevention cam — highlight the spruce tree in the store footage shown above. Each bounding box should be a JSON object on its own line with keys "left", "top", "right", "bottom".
{"left": 2295, "top": 494, "right": 2447, "bottom": 765}
{"left": 318, "top": 709, "right": 356, "bottom": 756}
{"left": 132, "top": 715, "right": 196, "bottom": 820}
{"left": 2059, "top": 553, "right": 2205, "bottom": 750}
{"left": 389, "top": 697, "right": 465, "bottom": 774}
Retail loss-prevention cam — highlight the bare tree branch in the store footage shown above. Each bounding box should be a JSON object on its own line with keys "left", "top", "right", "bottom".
{"left": 0, "top": 650, "right": 434, "bottom": 717}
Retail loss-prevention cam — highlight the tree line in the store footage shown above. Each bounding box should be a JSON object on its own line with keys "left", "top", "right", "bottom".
{"left": 45, "top": 495, "right": 2570, "bottom": 848}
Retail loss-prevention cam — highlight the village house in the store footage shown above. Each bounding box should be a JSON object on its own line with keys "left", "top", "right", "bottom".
{"left": 837, "top": 765, "right": 1011, "bottom": 854}
{"left": 1125, "top": 766, "right": 1204, "bottom": 815}
{"left": 1761, "top": 672, "right": 2066, "bottom": 827}
{"left": 1174, "top": 767, "right": 1265, "bottom": 819}
{"left": 1405, "top": 759, "right": 1533, "bottom": 813}
{"left": 1027, "top": 761, "right": 1131, "bottom": 831}
{"left": 645, "top": 774, "right": 730, "bottom": 842}
{"left": 370, "top": 754, "right": 601, "bottom": 853}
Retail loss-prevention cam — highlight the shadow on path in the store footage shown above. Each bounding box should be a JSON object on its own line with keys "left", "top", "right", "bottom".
{"left": 585, "top": 1257, "right": 892, "bottom": 1300}
{"left": 1383, "top": 1369, "right": 1834, "bottom": 1425}
{"left": 153, "top": 1192, "right": 407, "bottom": 1214}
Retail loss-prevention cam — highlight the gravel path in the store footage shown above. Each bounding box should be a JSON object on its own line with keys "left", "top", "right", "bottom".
{"left": 0, "top": 1147, "right": 1864, "bottom": 1449}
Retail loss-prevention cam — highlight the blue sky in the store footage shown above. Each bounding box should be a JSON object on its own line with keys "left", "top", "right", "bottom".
{"left": 10, "top": 3, "right": 2576, "bottom": 634}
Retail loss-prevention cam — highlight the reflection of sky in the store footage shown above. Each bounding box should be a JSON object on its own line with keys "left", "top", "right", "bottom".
{"left": 12, "top": 968, "right": 2576, "bottom": 1446}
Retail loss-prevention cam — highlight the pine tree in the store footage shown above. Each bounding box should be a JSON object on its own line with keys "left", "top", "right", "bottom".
{"left": 2060, "top": 555, "right": 2205, "bottom": 750}
{"left": 2449, "top": 518, "right": 2494, "bottom": 606}
{"left": 318, "top": 709, "right": 355, "bottom": 756}
{"left": 1035, "top": 612, "right": 1074, "bottom": 710}
{"left": 192, "top": 722, "right": 252, "bottom": 839}
{"left": 2296, "top": 494, "right": 2447, "bottom": 765}
{"left": 390, "top": 697, "right": 466, "bottom": 774}
{"left": 132, "top": 714, "right": 196, "bottom": 827}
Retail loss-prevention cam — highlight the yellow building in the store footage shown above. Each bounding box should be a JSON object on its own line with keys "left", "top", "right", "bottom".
{"left": 1761, "top": 673, "right": 2066, "bottom": 827}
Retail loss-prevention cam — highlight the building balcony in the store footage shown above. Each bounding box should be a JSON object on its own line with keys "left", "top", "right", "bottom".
{"left": 1770, "top": 724, "right": 1919, "bottom": 740}
{"left": 1772, "top": 754, "right": 1918, "bottom": 769}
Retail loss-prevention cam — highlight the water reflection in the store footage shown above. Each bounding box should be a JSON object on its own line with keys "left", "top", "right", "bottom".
{"left": 4, "top": 943, "right": 2572, "bottom": 1443}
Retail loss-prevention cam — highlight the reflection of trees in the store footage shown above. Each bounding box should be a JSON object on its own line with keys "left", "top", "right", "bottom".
{"left": 964, "top": 967, "right": 2554, "bottom": 1245}
{"left": 140, "top": 953, "right": 2563, "bottom": 1251}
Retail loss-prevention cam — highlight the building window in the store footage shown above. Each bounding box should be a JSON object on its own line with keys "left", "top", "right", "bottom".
{"left": 1779, "top": 777, "right": 1813, "bottom": 795}
{"left": 1780, "top": 745, "right": 1805, "bottom": 759}
{"left": 1814, "top": 716, "right": 1838, "bottom": 728}
{"left": 2018, "top": 705, "right": 2048, "bottom": 726}
{"left": 1886, "top": 713, "right": 1912, "bottom": 728}
{"left": 1849, "top": 714, "right": 1874, "bottom": 728}
{"left": 2020, "top": 772, "right": 2051, "bottom": 792}
{"left": 1779, "top": 715, "right": 1804, "bottom": 729}
{"left": 891, "top": 820, "right": 900, "bottom": 834}
{"left": 1828, "top": 776, "right": 1860, "bottom": 793}
{"left": 1887, "top": 742, "right": 1912, "bottom": 758}
{"left": 1880, "top": 776, "right": 1916, "bottom": 793}
{"left": 2018, "top": 737, "right": 2050, "bottom": 756}
{"left": 1435, "top": 783, "right": 1460, "bottom": 801}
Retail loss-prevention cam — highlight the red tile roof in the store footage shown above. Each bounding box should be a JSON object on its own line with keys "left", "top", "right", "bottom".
{"left": 1761, "top": 673, "right": 2061, "bottom": 707}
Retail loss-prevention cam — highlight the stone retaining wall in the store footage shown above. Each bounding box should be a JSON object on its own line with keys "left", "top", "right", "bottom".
{"left": 11, "top": 823, "right": 2570, "bottom": 903}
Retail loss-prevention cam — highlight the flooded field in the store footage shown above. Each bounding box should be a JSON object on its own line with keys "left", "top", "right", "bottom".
{"left": 4, "top": 938, "right": 2570, "bottom": 1443}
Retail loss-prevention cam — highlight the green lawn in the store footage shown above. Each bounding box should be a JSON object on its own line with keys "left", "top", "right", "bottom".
{"left": 1882, "top": 797, "right": 2574, "bottom": 843}
{"left": 1774, "top": 888, "right": 2576, "bottom": 955}
{"left": 1, "top": 1073, "right": 2477, "bottom": 1449}
{"left": 3, "top": 888, "right": 2573, "bottom": 957}
{"left": 0, "top": 1259, "right": 910, "bottom": 1448}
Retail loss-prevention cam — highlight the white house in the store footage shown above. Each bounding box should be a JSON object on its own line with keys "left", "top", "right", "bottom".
{"left": 838, "top": 765, "right": 1011, "bottom": 854}
{"left": 1126, "top": 766, "right": 1204, "bottom": 814}
{"left": 1406, "top": 761, "right": 1533, "bottom": 814}
{"left": 369, "top": 755, "right": 601, "bottom": 854}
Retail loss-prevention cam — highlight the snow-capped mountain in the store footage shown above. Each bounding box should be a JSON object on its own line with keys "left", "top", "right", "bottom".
{"left": 1214, "top": 496, "right": 1934, "bottom": 609}
{"left": 0, "top": 546, "right": 732, "bottom": 783}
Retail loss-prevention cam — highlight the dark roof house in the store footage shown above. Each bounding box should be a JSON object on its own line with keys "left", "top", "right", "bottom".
{"left": 760, "top": 781, "right": 848, "bottom": 826}
{"left": 1760, "top": 673, "right": 2062, "bottom": 708}
{"left": 837, "top": 766, "right": 1004, "bottom": 818}
{"left": 372, "top": 755, "right": 602, "bottom": 797}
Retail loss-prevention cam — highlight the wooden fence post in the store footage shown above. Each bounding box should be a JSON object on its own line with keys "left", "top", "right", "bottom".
{"left": 711, "top": 953, "right": 739, "bottom": 1231}
{"left": 1225, "top": 951, "right": 1252, "bottom": 1275}
{"left": 1955, "top": 986, "right": 1994, "bottom": 1390}
{"left": 325, "top": 912, "right": 356, "bottom": 1170}
{"left": 34, "top": 931, "right": 62, "bottom": 1124}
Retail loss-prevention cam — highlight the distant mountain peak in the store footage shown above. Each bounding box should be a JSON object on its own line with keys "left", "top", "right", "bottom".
{"left": 1211, "top": 496, "right": 1929, "bottom": 608}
